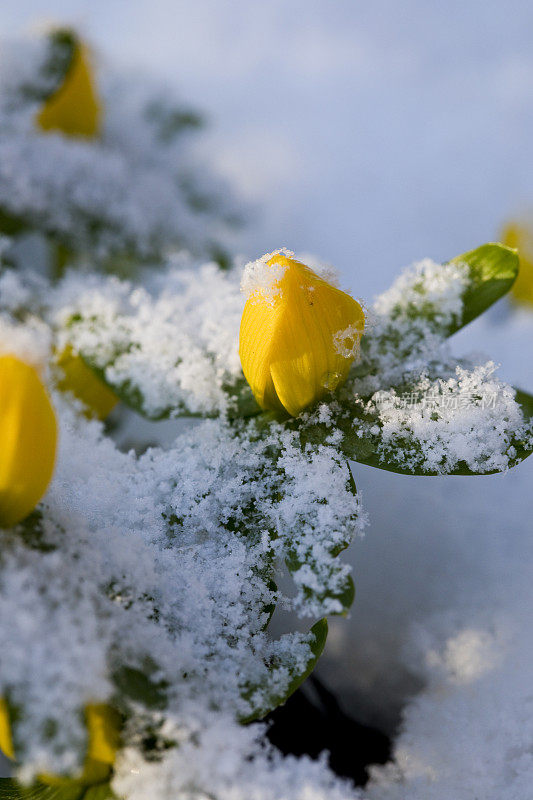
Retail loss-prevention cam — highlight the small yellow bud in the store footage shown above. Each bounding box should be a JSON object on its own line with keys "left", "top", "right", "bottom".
{"left": 502, "top": 222, "right": 533, "bottom": 306}
{"left": 56, "top": 346, "right": 118, "bottom": 420}
{"left": 36, "top": 38, "right": 102, "bottom": 138}
{"left": 239, "top": 253, "right": 365, "bottom": 417}
{"left": 42, "top": 704, "right": 122, "bottom": 786}
{"left": 0, "top": 699, "right": 121, "bottom": 785}
{"left": 82, "top": 704, "right": 122, "bottom": 784}
{"left": 0, "top": 355, "right": 57, "bottom": 528}
{"left": 0, "top": 697, "right": 14, "bottom": 760}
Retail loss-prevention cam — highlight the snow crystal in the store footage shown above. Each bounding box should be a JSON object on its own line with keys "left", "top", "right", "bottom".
{"left": 50, "top": 262, "right": 245, "bottom": 417}
{"left": 334, "top": 323, "right": 364, "bottom": 359}
{"left": 367, "top": 362, "right": 531, "bottom": 474}
{"left": 0, "top": 314, "right": 51, "bottom": 368}
{"left": 240, "top": 248, "right": 347, "bottom": 305}
{"left": 240, "top": 248, "right": 293, "bottom": 303}
{"left": 113, "top": 709, "right": 362, "bottom": 800}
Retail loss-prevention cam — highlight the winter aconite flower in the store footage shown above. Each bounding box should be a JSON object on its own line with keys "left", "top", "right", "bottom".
{"left": 239, "top": 251, "right": 365, "bottom": 416}
{"left": 502, "top": 222, "right": 533, "bottom": 306}
{"left": 36, "top": 32, "right": 102, "bottom": 138}
{"left": 0, "top": 698, "right": 13, "bottom": 760}
{"left": 56, "top": 346, "right": 118, "bottom": 420}
{"left": 0, "top": 355, "right": 57, "bottom": 528}
{"left": 0, "top": 699, "right": 121, "bottom": 786}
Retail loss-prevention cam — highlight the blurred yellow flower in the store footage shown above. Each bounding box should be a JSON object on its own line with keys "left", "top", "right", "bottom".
{"left": 0, "top": 699, "right": 121, "bottom": 786}
{"left": 239, "top": 253, "right": 365, "bottom": 417}
{"left": 56, "top": 346, "right": 118, "bottom": 420}
{"left": 0, "top": 698, "right": 14, "bottom": 760}
{"left": 0, "top": 355, "right": 57, "bottom": 528}
{"left": 36, "top": 36, "right": 102, "bottom": 138}
{"left": 43, "top": 704, "right": 122, "bottom": 786}
{"left": 501, "top": 222, "right": 533, "bottom": 306}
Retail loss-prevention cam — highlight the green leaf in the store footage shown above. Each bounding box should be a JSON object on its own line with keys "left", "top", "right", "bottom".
{"left": 449, "top": 242, "right": 519, "bottom": 335}
{"left": 111, "top": 663, "right": 168, "bottom": 711}
{"left": 510, "top": 389, "right": 533, "bottom": 467}
{"left": 261, "top": 579, "right": 278, "bottom": 631}
{"left": 223, "top": 377, "right": 262, "bottom": 419}
{"left": 295, "top": 379, "right": 533, "bottom": 477}
{"left": 0, "top": 209, "right": 28, "bottom": 237}
{"left": 515, "top": 388, "right": 533, "bottom": 419}
{"left": 11, "top": 511, "right": 57, "bottom": 553}
{"left": 0, "top": 780, "right": 22, "bottom": 800}
{"left": 144, "top": 99, "right": 203, "bottom": 145}
{"left": 0, "top": 779, "right": 85, "bottom": 799}
{"left": 240, "top": 619, "right": 328, "bottom": 723}
{"left": 80, "top": 785, "right": 117, "bottom": 800}
{"left": 79, "top": 357, "right": 174, "bottom": 421}
{"left": 338, "top": 424, "right": 533, "bottom": 477}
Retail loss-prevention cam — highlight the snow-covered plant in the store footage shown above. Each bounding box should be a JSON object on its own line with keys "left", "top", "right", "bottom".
{"left": 0, "top": 28, "right": 239, "bottom": 276}
{"left": 0, "top": 233, "right": 532, "bottom": 799}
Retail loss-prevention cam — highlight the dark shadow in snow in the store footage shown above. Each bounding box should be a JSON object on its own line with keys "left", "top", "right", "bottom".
{"left": 266, "top": 676, "right": 392, "bottom": 787}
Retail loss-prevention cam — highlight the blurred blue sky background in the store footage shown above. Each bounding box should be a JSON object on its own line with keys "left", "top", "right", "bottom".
{"left": 3, "top": 0, "right": 533, "bottom": 299}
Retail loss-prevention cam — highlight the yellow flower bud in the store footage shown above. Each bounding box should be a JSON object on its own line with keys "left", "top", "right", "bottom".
{"left": 36, "top": 38, "right": 102, "bottom": 138}
{"left": 42, "top": 704, "right": 122, "bottom": 786}
{"left": 0, "top": 697, "right": 14, "bottom": 760}
{"left": 56, "top": 346, "right": 118, "bottom": 420}
{"left": 239, "top": 253, "right": 365, "bottom": 417}
{"left": 502, "top": 222, "right": 533, "bottom": 306}
{"left": 0, "top": 355, "right": 57, "bottom": 528}
{"left": 0, "top": 699, "right": 121, "bottom": 785}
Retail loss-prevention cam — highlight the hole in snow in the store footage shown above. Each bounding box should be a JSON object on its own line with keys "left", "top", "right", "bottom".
{"left": 266, "top": 676, "right": 393, "bottom": 787}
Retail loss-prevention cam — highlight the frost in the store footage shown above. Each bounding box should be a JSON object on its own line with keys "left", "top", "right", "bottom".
{"left": 51, "top": 262, "right": 245, "bottom": 417}
{"left": 0, "top": 314, "right": 51, "bottom": 367}
{"left": 240, "top": 248, "right": 345, "bottom": 305}
{"left": 334, "top": 323, "right": 364, "bottom": 359}
{"left": 367, "top": 362, "right": 531, "bottom": 474}
{"left": 113, "top": 710, "right": 361, "bottom": 800}
{"left": 240, "top": 248, "right": 293, "bottom": 303}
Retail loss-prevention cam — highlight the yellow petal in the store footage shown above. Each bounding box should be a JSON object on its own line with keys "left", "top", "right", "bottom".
{"left": 502, "top": 222, "right": 533, "bottom": 306}
{"left": 0, "top": 695, "right": 121, "bottom": 781}
{"left": 56, "top": 346, "right": 119, "bottom": 420}
{"left": 0, "top": 697, "right": 14, "bottom": 760}
{"left": 41, "top": 703, "right": 122, "bottom": 787}
{"left": 36, "top": 40, "right": 102, "bottom": 139}
{"left": 239, "top": 254, "right": 364, "bottom": 416}
{"left": 85, "top": 704, "right": 121, "bottom": 766}
{"left": 80, "top": 703, "right": 122, "bottom": 785}
{"left": 0, "top": 355, "right": 57, "bottom": 528}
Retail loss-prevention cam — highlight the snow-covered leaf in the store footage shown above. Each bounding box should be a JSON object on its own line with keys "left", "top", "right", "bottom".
{"left": 0, "top": 780, "right": 85, "bottom": 799}
{"left": 239, "top": 619, "right": 328, "bottom": 723}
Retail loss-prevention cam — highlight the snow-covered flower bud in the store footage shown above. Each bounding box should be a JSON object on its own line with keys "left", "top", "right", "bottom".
{"left": 36, "top": 31, "right": 102, "bottom": 138}
{"left": 0, "top": 355, "right": 57, "bottom": 528}
{"left": 0, "top": 700, "right": 121, "bottom": 784}
{"left": 239, "top": 251, "right": 365, "bottom": 417}
{"left": 56, "top": 346, "right": 118, "bottom": 420}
